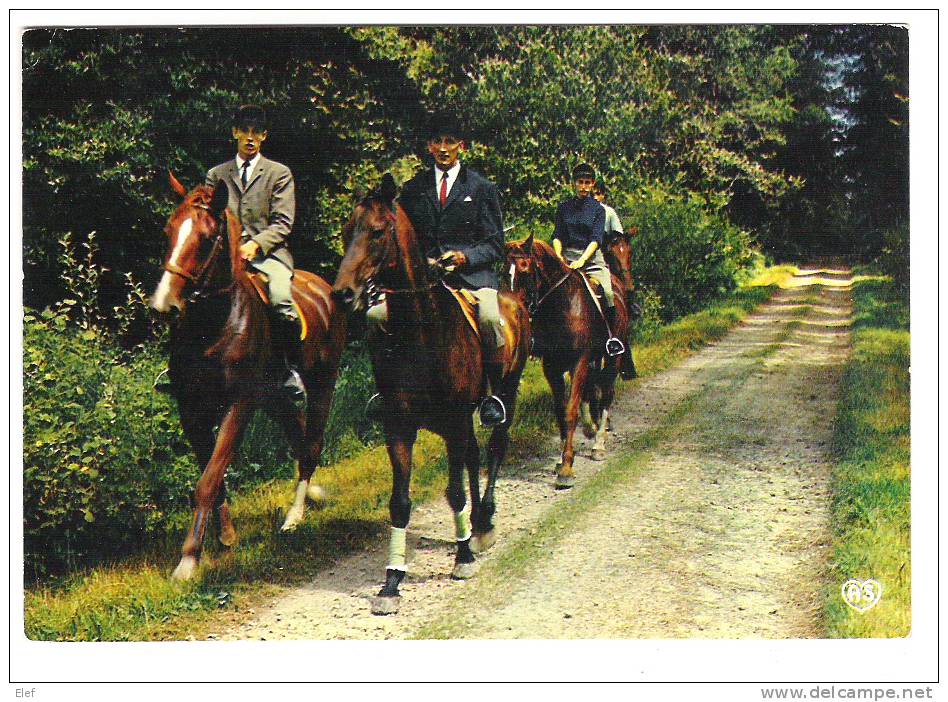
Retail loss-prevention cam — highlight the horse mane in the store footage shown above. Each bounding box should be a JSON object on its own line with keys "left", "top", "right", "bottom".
{"left": 392, "top": 203, "right": 430, "bottom": 291}
{"left": 224, "top": 208, "right": 247, "bottom": 279}
{"left": 207, "top": 208, "right": 268, "bottom": 365}
{"left": 524, "top": 238, "right": 570, "bottom": 278}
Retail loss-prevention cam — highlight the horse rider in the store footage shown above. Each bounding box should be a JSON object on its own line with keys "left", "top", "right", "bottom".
{"left": 365, "top": 112, "right": 508, "bottom": 427}
{"left": 155, "top": 104, "right": 305, "bottom": 404}
{"left": 594, "top": 176, "right": 640, "bottom": 378}
{"left": 551, "top": 163, "right": 624, "bottom": 356}
{"left": 593, "top": 179, "right": 625, "bottom": 238}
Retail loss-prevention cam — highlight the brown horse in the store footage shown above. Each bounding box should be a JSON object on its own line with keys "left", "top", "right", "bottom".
{"left": 506, "top": 233, "right": 630, "bottom": 485}
{"left": 151, "top": 173, "right": 346, "bottom": 580}
{"left": 332, "top": 175, "right": 529, "bottom": 614}
{"left": 603, "top": 227, "right": 638, "bottom": 380}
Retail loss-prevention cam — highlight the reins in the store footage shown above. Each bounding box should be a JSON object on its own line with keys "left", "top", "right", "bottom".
{"left": 531, "top": 269, "right": 574, "bottom": 315}
{"left": 509, "top": 251, "right": 574, "bottom": 316}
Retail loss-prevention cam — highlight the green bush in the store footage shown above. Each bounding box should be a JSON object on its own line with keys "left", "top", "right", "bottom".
{"left": 620, "top": 187, "right": 758, "bottom": 321}
{"left": 630, "top": 286, "right": 664, "bottom": 344}
{"left": 23, "top": 309, "right": 189, "bottom": 577}
{"left": 877, "top": 223, "right": 909, "bottom": 298}
{"left": 24, "top": 309, "right": 387, "bottom": 579}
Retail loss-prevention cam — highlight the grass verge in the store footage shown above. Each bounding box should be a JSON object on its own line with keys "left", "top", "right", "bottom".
{"left": 826, "top": 272, "right": 910, "bottom": 638}
{"left": 25, "top": 266, "right": 796, "bottom": 641}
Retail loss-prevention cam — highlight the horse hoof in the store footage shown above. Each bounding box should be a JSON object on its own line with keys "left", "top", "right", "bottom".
{"left": 471, "top": 529, "right": 497, "bottom": 554}
{"left": 371, "top": 596, "right": 401, "bottom": 615}
{"left": 452, "top": 561, "right": 478, "bottom": 580}
{"left": 171, "top": 556, "right": 198, "bottom": 581}
{"left": 554, "top": 474, "right": 575, "bottom": 490}
{"left": 306, "top": 483, "right": 328, "bottom": 509}
{"left": 280, "top": 507, "right": 305, "bottom": 533}
{"left": 591, "top": 448, "right": 607, "bottom": 462}
{"left": 219, "top": 526, "right": 237, "bottom": 547}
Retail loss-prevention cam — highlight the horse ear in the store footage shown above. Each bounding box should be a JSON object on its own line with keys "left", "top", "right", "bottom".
{"left": 210, "top": 180, "right": 229, "bottom": 217}
{"left": 525, "top": 231, "right": 534, "bottom": 251}
{"left": 379, "top": 173, "right": 398, "bottom": 203}
{"left": 169, "top": 170, "right": 187, "bottom": 198}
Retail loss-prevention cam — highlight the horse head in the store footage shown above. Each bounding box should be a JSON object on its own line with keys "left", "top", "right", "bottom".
{"left": 604, "top": 228, "right": 635, "bottom": 293}
{"left": 333, "top": 173, "right": 404, "bottom": 311}
{"left": 505, "top": 232, "right": 544, "bottom": 310}
{"left": 151, "top": 172, "right": 237, "bottom": 315}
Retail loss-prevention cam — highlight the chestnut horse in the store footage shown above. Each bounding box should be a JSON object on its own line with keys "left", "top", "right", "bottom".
{"left": 603, "top": 228, "right": 638, "bottom": 380}
{"left": 151, "top": 174, "right": 346, "bottom": 580}
{"left": 332, "top": 175, "right": 529, "bottom": 614}
{"left": 506, "top": 233, "right": 630, "bottom": 486}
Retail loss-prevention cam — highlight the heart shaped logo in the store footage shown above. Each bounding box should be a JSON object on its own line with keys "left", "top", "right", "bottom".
{"left": 841, "top": 579, "right": 883, "bottom": 612}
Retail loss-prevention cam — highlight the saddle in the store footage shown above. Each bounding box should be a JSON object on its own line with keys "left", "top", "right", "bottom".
{"left": 443, "top": 282, "right": 480, "bottom": 338}
{"left": 574, "top": 270, "right": 624, "bottom": 358}
{"left": 247, "top": 271, "right": 308, "bottom": 341}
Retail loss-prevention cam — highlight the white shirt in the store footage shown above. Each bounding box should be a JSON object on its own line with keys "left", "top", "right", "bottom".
{"left": 600, "top": 202, "right": 624, "bottom": 234}
{"left": 434, "top": 162, "right": 462, "bottom": 201}
{"left": 236, "top": 153, "right": 261, "bottom": 185}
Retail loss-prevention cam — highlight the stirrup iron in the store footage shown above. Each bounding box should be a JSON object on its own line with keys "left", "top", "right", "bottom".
{"left": 478, "top": 395, "right": 507, "bottom": 428}
{"left": 605, "top": 336, "right": 625, "bottom": 357}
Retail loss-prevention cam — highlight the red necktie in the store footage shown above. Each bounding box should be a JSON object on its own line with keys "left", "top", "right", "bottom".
{"left": 439, "top": 171, "right": 448, "bottom": 208}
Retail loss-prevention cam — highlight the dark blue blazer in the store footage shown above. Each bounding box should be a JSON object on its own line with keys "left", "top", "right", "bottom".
{"left": 399, "top": 164, "right": 504, "bottom": 290}
{"left": 553, "top": 195, "right": 606, "bottom": 250}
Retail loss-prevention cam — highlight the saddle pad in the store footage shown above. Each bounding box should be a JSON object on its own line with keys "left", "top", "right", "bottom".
{"left": 444, "top": 283, "right": 480, "bottom": 338}
{"left": 248, "top": 271, "right": 308, "bottom": 341}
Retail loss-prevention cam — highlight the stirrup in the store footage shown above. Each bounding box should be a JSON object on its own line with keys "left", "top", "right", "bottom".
{"left": 478, "top": 395, "right": 507, "bottom": 428}
{"left": 153, "top": 368, "right": 174, "bottom": 395}
{"left": 605, "top": 337, "right": 625, "bottom": 357}
{"left": 365, "top": 392, "right": 384, "bottom": 422}
{"left": 283, "top": 367, "right": 307, "bottom": 409}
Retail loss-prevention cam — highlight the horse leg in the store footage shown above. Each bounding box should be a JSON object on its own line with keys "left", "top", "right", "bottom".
{"left": 464, "top": 423, "right": 483, "bottom": 549}
{"left": 179, "top": 398, "right": 236, "bottom": 548}
{"left": 173, "top": 398, "right": 254, "bottom": 580}
{"left": 591, "top": 364, "right": 618, "bottom": 462}
{"left": 446, "top": 422, "right": 477, "bottom": 580}
{"left": 556, "top": 352, "right": 590, "bottom": 489}
{"left": 371, "top": 425, "right": 417, "bottom": 615}
{"left": 581, "top": 367, "right": 600, "bottom": 439}
{"left": 274, "top": 373, "right": 334, "bottom": 532}
{"left": 542, "top": 358, "right": 568, "bottom": 444}
{"left": 473, "top": 366, "right": 520, "bottom": 553}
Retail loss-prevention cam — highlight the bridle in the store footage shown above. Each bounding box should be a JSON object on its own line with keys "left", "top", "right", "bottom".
{"left": 358, "top": 203, "right": 440, "bottom": 306}
{"left": 508, "top": 250, "right": 573, "bottom": 317}
{"left": 163, "top": 203, "right": 228, "bottom": 301}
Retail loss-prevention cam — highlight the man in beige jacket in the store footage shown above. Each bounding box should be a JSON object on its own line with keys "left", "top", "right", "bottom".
{"left": 157, "top": 104, "right": 304, "bottom": 402}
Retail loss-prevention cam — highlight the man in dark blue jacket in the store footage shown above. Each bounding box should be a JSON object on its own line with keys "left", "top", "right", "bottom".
{"left": 552, "top": 163, "right": 624, "bottom": 356}
{"left": 366, "top": 113, "right": 507, "bottom": 426}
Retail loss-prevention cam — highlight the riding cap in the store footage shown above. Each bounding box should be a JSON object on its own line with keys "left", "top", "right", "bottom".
{"left": 425, "top": 111, "right": 467, "bottom": 142}
{"left": 572, "top": 163, "right": 597, "bottom": 180}
{"left": 233, "top": 104, "right": 268, "bottom": 132}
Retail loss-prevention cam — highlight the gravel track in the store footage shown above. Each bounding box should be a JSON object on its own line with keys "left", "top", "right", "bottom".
{"left": 214, "top": 267, "right": 852, "bottom": 640}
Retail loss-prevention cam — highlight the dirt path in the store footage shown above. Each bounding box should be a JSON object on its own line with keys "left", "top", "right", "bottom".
{"left": 215, "top": 267, "right": 853, "bottom": 640}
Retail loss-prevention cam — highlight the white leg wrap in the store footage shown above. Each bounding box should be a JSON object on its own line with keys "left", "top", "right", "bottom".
{"left": 387, "top": 527, "right": 408, "bottom": 571}
{"left": 454, "top": 504, "right": 472, "bottom": 543}
{"left": 292, "top": 480, "right": 308, "bottom": 510}
{"left": 594, "top": 409, "right": 609, "bottom": 454}
{"left": 280, "top": 480, "right": 309, "bottom": 532}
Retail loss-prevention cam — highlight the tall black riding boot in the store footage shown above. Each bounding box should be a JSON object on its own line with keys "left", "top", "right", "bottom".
{"left": 479, "top": 360, "right": 507, "bottom": 428}
{"left": 274, "top": 315, "right": 307, "bottom": 408}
